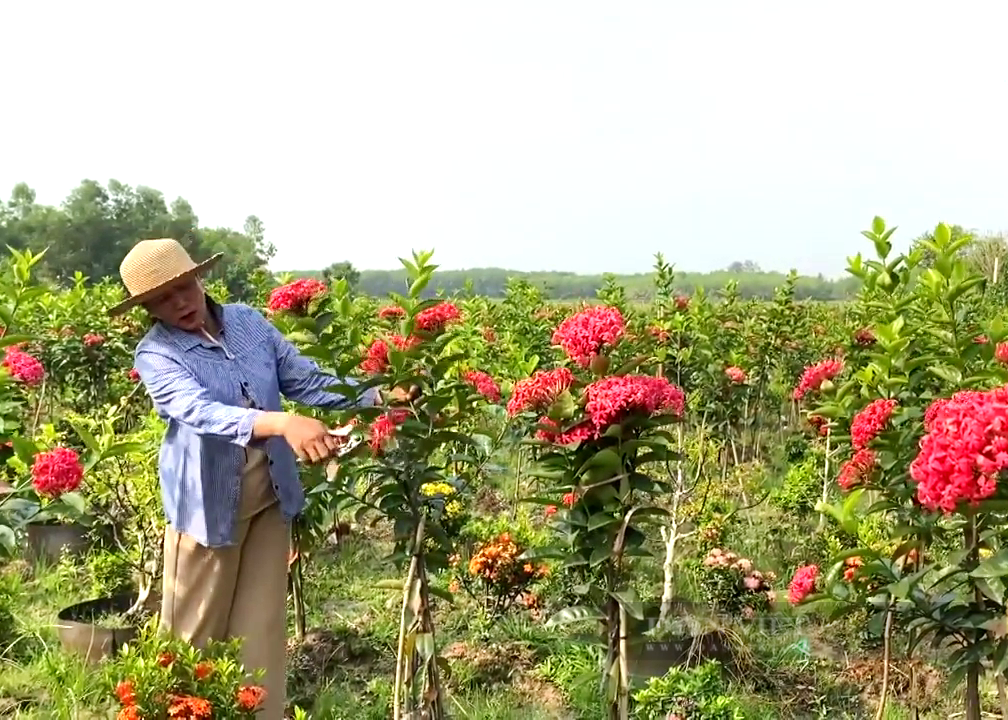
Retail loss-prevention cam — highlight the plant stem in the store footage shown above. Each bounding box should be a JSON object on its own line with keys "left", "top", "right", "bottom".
{"left": 874, "top": 598, "right": 895, "bottom": 720}
{"left": 617, "top": 602, "right": 629, "bottom": 720}
{"left": 965, "top": 516, "right": 982, "bottom": 720}
{"left": 393, "top": 515, "right": 425, "bottom": 720}
{"left": 816, "top": 427, "right": 832, "bottom": 532}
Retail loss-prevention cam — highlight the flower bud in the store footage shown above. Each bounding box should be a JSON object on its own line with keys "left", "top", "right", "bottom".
{"left": 590, "top": 354, "right": 610, "bottom": 376}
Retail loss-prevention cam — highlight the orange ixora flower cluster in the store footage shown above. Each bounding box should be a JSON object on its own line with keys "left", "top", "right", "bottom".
{"left": 453, "top": 533, "right": 549, "bottom": 617}
{"left": 468, "top": 533, "right": 547, "bottom": 585}
{"left": 112, "top": 641, "right": 267, "bottom": 720}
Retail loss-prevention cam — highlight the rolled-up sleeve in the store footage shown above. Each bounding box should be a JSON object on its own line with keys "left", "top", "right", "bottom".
{"left": 134, "top": 350, "right": 263, "bottom": 446}
{"left": 259, "top": 313, "right": 379, "bottom": 409}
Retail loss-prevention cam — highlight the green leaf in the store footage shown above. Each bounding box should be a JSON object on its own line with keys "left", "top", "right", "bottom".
{"left": 589, "top": 544, "right": 610, "bottom": 567}
{"left": 972, "top": 548, "right": 1008, "bottom": 579}
{"left": 544, "top": 606, "right": 605, "bottom": 628}
{"left": 0, "top": 525, "right": 14, "bottom": 555}
{"left": 373, "top": 578, "right": 404, "bottom": 590}
{"left": 66, "top": 419, "right": 101, "bottom": 455}
{"left": 610, "top": 589, "right": 644, "bottom": 620}
{"left": 415, "top": 632, "right": 435, "bottom": 663}
{"left": 58, "top": 492, "right": 87, "bottom": 516}
{"left": 10, "top": 437, "right": 38, "bottom": 466}
{"left": 101, "top": 442, "right": 149, "bottom": 461}
{"left": 587, "top": 513, "right": 620, "bottom": 531}
{"left": 427, "top": 585, "right": 455, "bottom": 604}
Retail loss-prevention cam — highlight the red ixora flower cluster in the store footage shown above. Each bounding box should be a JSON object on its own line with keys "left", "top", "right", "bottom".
{"left": 584, "top": 374, "right": 685, "bottom": 432}
{"left": 2, "top": 346, "right": 45, "bottom": 386}
{"left": 538, "top": 375, "right": 686, "bottom": 446}
{"left": 792, "top": 358, "right": 843, "bottom": 400}
{"left": 909, "top": 387, "right": 1008, "bottom": 513}
{"left": 807, "top": 414, "right": 829, "bottom": 437}
{"left": 853, "top": 327, "right": 876, "bottom": 346}
{"left": 415, "top": 302, "right": 460, "bottom": 334}
{"left": 128, "top": 368, "right": 140, "bottom": 382}
{"left": 463, "top": 370, "right": 501, "bottom": 402}
{"left": 537, "top": 417, "right": 596, "bottom": 446}
{"left": 369, "top": 409, "right": 411, "bottom": 453}
{"left": 725, "top": 366, "right": 747, "bottom": 384}
{"left": 507, "top": 367, "right": 574, "bottom": 416}
{"left": 31, "top": 447, "right": 84, "bottom": 498}
{"left": 837, "top": 448, "right": 876, "bottom": 490}
{"left": 996, "top": 342, "right": 1008, "bottom": 364}
{"left": 267, "top": 278, "right": 327, "bottom": 314}
{"left": 359, "top": 335, "right": 422, "bottom": 375}
{"left": 378, "top": 305, "right": 405, "bottom": 320}
{"left": 788, "top": 564, "right": 819, "bottom": 604}
{"left": 850, "top": 398, "right": 897, "bottom": 449}
{"left": 83, "top": 333, "right": 104, "bottom": 347}
{"left": 551, "top": 305, "right": 625, "bottom": 367}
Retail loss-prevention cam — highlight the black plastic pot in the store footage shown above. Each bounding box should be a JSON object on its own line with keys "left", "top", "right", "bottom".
{"left": 25, "top": 521, "right": 93, "bottom": 564}
{"left": 56, "top": 593, "right": 139, "bottom": 664}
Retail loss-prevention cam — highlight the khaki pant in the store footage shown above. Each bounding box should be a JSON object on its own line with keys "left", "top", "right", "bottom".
{"left": 160, "top": 447, "right": 288, "bottom": 720}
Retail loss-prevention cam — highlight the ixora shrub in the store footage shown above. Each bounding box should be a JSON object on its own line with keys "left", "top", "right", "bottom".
{"left": 792, "top": 218, "right": 1008, "bottom": 720}
{"left": 510, "top": 304, "right": 685, "bottom": 720}
{"left": 105, "top": 625, "right": 266, "bottom": 720}
{"left": 631, "top": 661, "right": 745, "bottom": 720}
{"left": 286, "top": 251, "right": 501, "bottom": 720}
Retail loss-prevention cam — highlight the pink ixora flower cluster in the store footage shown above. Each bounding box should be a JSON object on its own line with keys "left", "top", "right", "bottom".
{"left": 909, "top": 387, "right": 1008, "bottom": 513}
{"left": 724, "top": 366, "right": 747, "bottom": 384}
{"left": 2, "top": 346, "right": 44, "bottom": 386}
{"left": 535, "top": 374, "right": 686, "bottom": 446}
{"left": 702, "top": 548, "right": 776, "bottom": 606}
{"left": 850, "top": 398, "right": 897, "bottom": 450}
{"left": 793, "top": 358, "right": 843, "bottom": 400}
{"left": 788, "top": 564, "right": 819, "bottom": 605}
{"left": 463, "top": 370, "right": 501, "bottom": 403}
{"left": 267, "top": 278, "right": 327, "bottom": 314}
{"left": 551, "top": 305, "right": 625, "bottom": 368}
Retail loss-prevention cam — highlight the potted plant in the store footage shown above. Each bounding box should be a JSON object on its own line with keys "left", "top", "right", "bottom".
{"left": 4, "top": 421, "right": 96, "bottom": 564}
{"left": 50, "top": 404, "right": 166, "bottom": 663}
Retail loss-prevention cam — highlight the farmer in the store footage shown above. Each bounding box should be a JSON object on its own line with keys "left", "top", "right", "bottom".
{"left": 110, "top": 238, "right": 411, "bottom": 719}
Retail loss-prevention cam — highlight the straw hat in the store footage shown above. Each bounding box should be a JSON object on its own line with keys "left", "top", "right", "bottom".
{"left": 107, "top": 238, "right": 222, "bottom": 316}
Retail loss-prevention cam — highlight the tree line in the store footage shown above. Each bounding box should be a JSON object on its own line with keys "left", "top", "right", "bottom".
{"left": 4, "top": 180, "right": 1006, "bottom": 303}
{"left": 0, "top": 180, "right": 274, "bottom": 301}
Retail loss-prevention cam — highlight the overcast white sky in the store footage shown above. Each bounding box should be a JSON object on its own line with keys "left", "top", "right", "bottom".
{"left": 2, "top": 1, "right": 1006, "bottom": 276}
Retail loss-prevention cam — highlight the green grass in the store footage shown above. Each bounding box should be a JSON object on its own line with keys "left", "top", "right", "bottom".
{"left": 0, "top": 514, "right": 988, "bottom": 719}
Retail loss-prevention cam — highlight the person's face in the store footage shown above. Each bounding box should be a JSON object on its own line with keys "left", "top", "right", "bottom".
{"left": 143, "top": 276, "right": 207, "bottom": 331}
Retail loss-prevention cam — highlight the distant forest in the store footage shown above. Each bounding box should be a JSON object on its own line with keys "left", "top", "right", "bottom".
{"left": 291, "top": 263, "right": 861, "bottom": 301}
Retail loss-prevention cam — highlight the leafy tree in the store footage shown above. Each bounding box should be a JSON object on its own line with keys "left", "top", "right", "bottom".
{"left": 322, "top": 261, "right": 360, "bottom": 289}
{"left": 0, "top": 181, "right": 272, "bottom": 304}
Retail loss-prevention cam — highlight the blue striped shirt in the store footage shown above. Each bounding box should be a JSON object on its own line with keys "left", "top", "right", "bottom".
{"left": 133, "top": 299, "right": 377, "bottom": 547}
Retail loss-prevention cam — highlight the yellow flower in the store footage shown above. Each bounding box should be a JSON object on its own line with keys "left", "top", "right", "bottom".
{"left": 980, "top": 548, "right": 993, "bottom": 559}
{"left": 421, "top": 482, "right": 456, "bottom": 497}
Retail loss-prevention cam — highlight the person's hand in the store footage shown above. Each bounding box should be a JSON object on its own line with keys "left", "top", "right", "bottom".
{"left": 280, "top": 414, "right": 342, "bottom": 463}
{"left": 381, "top": 384, "right": 421, "bottom": 405}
